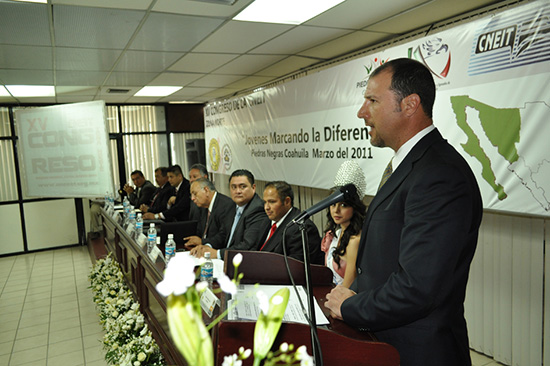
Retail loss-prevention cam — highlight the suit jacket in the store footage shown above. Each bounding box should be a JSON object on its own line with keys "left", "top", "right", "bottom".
{"left": 197, "top": 192, "right": 236, "bottom": 250}
{"left": 153, "top": 179, "right": 191, "bottom": 222}
{"left": 258, "top": 207, "right": 324, "bottom": 265}
{"left": 129, "top": 180, "right": 155, "bottom": 209}
{"left": 219, "top": 193, "right": 270, "bottom": 259}
{"left": 341, "top": 129, "right": 482, "bottom": 366}
{"left": 149, "top": 182, "right": 172, "bottom": 213}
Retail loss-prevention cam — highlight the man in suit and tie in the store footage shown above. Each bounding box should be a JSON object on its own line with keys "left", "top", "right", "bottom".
{"left": 143, "top": 165, "right": 191, "bottom": 222}
{"left": 325, "top": 58, "right": 483, "bottom": 366}
{"left": 183, "top": 178, "right": 235, "bottom": 250}
{"left": 188, "top": 163, "right": 209, "bottom": 223}
{"left": 140, "top": 167, "right": 172, "bottom": 214}
{"left": 190, "top": 169, "right": 269, "bottom": 260}
{"left": 123, "top": 170, "right": 156, "bottom": 209}
{"left": 259, "top": 181, "right": 323, "bottom": 264}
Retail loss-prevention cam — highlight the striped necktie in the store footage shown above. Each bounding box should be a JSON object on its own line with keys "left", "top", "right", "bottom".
{"left": 377, "top": 159, "right": 393, "bottom": 191}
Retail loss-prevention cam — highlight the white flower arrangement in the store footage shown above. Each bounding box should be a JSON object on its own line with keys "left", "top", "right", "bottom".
{"left": 89, "top": 253, "right": 164, "bottom": 366}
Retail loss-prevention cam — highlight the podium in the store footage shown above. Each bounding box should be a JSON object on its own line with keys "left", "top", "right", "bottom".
{"left": 217, "top": 250, "right": 400, "bottom": 366}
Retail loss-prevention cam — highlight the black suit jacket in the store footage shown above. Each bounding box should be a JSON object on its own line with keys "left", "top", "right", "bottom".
{"left": 219, "top": 193, "right": 270, "bottom": 259}
{"left": 197, "top": 192, "right": 236, "bottom": 250}
{"left": 154, "top": 179, "right": 191, "bottom": 222}
{"left": 149, "top": 182, "right": 172, "bottom": 213}
{"left": 258, "top": 207, "right": 323, "bottom": 265}
{"left": 341, "top": 129, "right": 482, "bottom": 366}
{"left": 129, "top": 180, "right": 155, "bottom": 209}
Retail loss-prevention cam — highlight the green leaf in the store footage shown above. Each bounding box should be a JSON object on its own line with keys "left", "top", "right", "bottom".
{"left": 253, "top": 288, "right": 290, "bottom": 362}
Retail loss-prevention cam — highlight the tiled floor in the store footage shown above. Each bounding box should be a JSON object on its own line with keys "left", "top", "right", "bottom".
{"left": 0, "top": 246, "right": 108, "bottom": 366}
{"left": 0, "top": 245, "right": 503, "bottom": 366}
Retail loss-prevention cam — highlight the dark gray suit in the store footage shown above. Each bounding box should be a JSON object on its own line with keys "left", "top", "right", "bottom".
{"left": 258, "top": 207, "right": 324, "bottom": 265}
{"left": 128, "top": 180, "right": 155, "bottom": 209}
{"left": 219, "top": 193, "right": 270, "bottom": 259}
{"left": 197, "top": 192, "right": 236, "bottom": 249}
{"left": 341, "top": 129, "right": 482, "bottom": 366}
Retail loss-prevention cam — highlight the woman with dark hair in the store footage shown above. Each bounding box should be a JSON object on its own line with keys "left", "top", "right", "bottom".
{"left": 321, "top": 161, "right": 367, "bottom": 287}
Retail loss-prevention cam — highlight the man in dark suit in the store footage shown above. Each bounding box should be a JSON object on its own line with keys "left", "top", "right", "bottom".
{"left": 123, "top": 170, "right": 156, "bottom": 209}
{"left": 325, "top": 58, "right": 483, "bottom": 366}
{"left": 188, "top": 163, "right": 209, "bottom": 223}
{"left": 140, "top": 167, "right": 172, "bottom": 214}
{"left": 184, "top": 177, "right": 235, "bottom": 250}
{"left": 190, "top": 169, "right": 270, "bottom": 260}
{"left": 259, "top": 181, "right": 323, "bottom": 265}
{"left": 143, "top": 165, "right": 191, "bottom": 222}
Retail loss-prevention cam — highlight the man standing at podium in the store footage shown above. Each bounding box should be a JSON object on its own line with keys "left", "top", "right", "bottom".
{"left": 325, "top": 58, "right": 482, "bottom": 366}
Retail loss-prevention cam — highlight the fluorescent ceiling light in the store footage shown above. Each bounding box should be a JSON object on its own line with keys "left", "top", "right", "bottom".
{"left": 134, "top": 86, "right": 182, "bottom": 97}
{"left": 6, "top": 85, "right": 55, "bottom": 97}
{"left": 11, "top": 0, "right": 48, "bottom": 3}
{"left": 0, "top": 86, "right": 11, "bottom": 97}
{"left": 233, "top": 0, "right": 345, "bottom": 25}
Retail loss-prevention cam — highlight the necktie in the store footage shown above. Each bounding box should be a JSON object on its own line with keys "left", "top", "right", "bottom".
{"left": 202, "top": 210, "right": 211, "bottom": 239}
{"left": 226, "top": 207, "right": 243, "bottom": 247}
{"left": 150, "top": 188, "right": 160, "bottom": 207}
{"left": 377, "top": 159, "right": 393, "bottom": 191}
{"left": 260, "top": 223, "right": 277, "bottom": 251}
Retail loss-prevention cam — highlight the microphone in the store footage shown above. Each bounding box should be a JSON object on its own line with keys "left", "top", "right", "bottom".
{"left": 292, "top": 183, "right": 357, "bottom": 224}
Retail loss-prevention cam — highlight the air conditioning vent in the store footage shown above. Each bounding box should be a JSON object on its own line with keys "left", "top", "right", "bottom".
{"left": 107, "top": 88, "right": 130, "bottom": 94}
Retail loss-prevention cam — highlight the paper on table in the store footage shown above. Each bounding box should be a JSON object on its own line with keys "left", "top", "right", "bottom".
{"left": 229, "top": 284, "right": 329, "bottom": 326}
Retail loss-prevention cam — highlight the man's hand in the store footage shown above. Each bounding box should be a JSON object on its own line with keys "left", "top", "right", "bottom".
{"left": 168, "top": 196, "right": 177, "bottom": 205}
{"left": 142, "top": 212, "right": 155, "bottom": 220}
{"left": 325, "top": 285, "right": 356, "bottom": 320}
{"left": 123, "top": 183, "right": 134, "bottom": 195}
{"left": 140, "top": 204, "right": 149, "bottom": 213}
{"left": 184, "top": 236, "right": 202, "bottom": 249}
{"left": 190, "top": 244, "right": 217, "bottom": 258}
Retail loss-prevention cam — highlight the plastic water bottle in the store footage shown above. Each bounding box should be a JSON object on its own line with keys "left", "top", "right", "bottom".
{"left": 200, "top": 252, "right": 213, "bottom": 288}
{"left": 128, "top": 211, "right": 136, "bottom": 230}
{"left": 147, "top": 223, "right": 157, "bottom": 253}
{"left": 135, "top": 213, "right": 143, "bottom": 237}
{"left": 165, "top": 234, "right": 176, "bottom": 263}
{"left": 123, "top": 196, "right": 130, "bottom": 223}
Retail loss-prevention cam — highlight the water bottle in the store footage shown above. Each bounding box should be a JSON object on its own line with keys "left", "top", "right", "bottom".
{"left": 200, "top": 252, "right": 214, "bottom": 288}
{"left": 147, "top": 223, "right": 157, "bottom": 253}
{"left": 165, "top": 234, "right": 176, "bottom": 263}
{"left": 135, "top": 213, "right": 143, "bottom": 237}
{"left": 123, "top": 196, "right": 130, "bottom": 224}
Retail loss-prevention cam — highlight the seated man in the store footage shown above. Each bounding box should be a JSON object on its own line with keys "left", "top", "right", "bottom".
{"left": 190, "top": 169, "right": 270, "bottom": 260}
{"left": 143, "top": 165, "right": 190, "bottom": 222}
{"left": 123, "top": 170, "right": 156, "bottom": 209}
{"left": 184, "top": 178, "right": 235, "bottom": 250}
{"left": 188, "top": 163, "right": 209, "bottom": 223}
{"left": 140, "top": 167, "right": 172, "bottom": 214}
{"left": 259, "top": 181, "right": 323, "bottom": 264}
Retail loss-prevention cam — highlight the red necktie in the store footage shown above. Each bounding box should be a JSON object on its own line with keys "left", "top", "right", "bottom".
{"left": 260, "top": 223, "right": 277, "bottom": 251}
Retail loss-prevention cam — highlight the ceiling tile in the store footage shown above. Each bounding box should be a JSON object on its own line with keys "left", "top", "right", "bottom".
{"left": 57, "top": 71, "right": 109, "bottom": 86}
{"left": 54, "top": 5, "right": 145, "bottom": 49}
{"left": 56, "top": 95, "right": 96, "bottom": 104}
{"left": 193, "top": 21, "right": 293, "bottom": 53}
{"left": 168, "top": 53, "right": 239, "bottom": 73}
{"left": 306, "top": 0, "right": 426, "bottom": 30}
{"left": 55, "top": 86, "right": 98, "bottom": 96}
{"left": 52, "top": 0, "right": 152, "bottom": 10}
{"left": 129, "top": 12, "right": 225, "bottom": 52}
{"left": 0, "top": 46, "right": 52, "bottom": 70}
{"left": 15, "top": 97, "right": 57, "bottom": 104}
{"left": 255, "top": 56, "right": 319, "bottom": 77}
{"left": 0, "top": 96, "right": 18, "bottom": 103}
{"left": 250, "top": 26, "right": 353, "bottom": 55}
{"left": 170, "top": 86, "right": 217, "bottom": 98}
{"left": 200, "top": 88, "right": 240, "bottom": 99}
{"left": 214, "top": 54, "right": 286, "bottom": 75}
{"left": 148, "top": 72, "right": 204, "bottom": 86}
{"left": 106, "top": 72, "right": 159, "bottom": 86}
{"left": 56, "top": 48, "right": 122, "bottom": 71}
{"left": 298, "top": 30, "right": 392, "bottom": 59}
{"left": 125, "top": 96, "right": 163, "bottom": 103}
{"left": 0, "top": 2, "right": 51, "bottom": 46}
{"left": 224, "top": 76, "right": 276, "bottom": 90}
{"left": 152, "top": 0, "right": 255, "bottom": 17}
{"left": 0, "top": 70, "right": 54, "bottom": 85}
{"left": 115, "top": 50, "right": 184, "bottom": 72}
{"left": 188, "top": 74, "right": 244, "bottom": 88}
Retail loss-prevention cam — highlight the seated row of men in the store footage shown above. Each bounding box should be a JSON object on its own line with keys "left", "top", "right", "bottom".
{"left": 120, "top": 164, "right": 323, "bottom": 264}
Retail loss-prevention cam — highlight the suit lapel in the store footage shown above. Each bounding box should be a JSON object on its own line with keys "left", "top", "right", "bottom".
{"left": 262, "top": 207, "right": 296, "bottom": 251}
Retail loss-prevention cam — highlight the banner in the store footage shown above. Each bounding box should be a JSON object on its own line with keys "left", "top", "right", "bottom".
{"left": 16, "top": 101, "right": 114, "bottom": 198}
{"left": 205, "top": 0, "right": 550, "bottom": 217}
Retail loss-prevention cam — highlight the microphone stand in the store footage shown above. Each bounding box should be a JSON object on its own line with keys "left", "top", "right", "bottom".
{"left": 296, "top": 219, "right": 323, "bottom": 366}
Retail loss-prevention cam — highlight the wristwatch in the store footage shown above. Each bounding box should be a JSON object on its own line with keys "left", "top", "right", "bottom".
{"left": 154, "top": 214, "right": 159, "bottom": 219}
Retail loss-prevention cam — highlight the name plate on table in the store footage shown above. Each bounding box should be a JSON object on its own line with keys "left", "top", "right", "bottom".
{"left": 136, "top": 233, "right": 147, "bottom": 248}
{"left": 200, "top": 287, "right": 220, "bottom": 318}
{"left": 125, "top": 223, "right": 135, "bottom": 236}
{"left": 148, "top": 245, "right": 163, "bottom": 262}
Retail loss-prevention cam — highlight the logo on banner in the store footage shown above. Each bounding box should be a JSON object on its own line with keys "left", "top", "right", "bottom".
{"left": 222, "top": 144, "right": 232, "bottom": 171}
{"left": 209, "top": 138, "right": 221, "bottom": 172}
{"left": 468, "top": 6, "right": 550, "bottom": 75}
{"left": 409, "top": 37, "right": 451, "bottom": 79}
